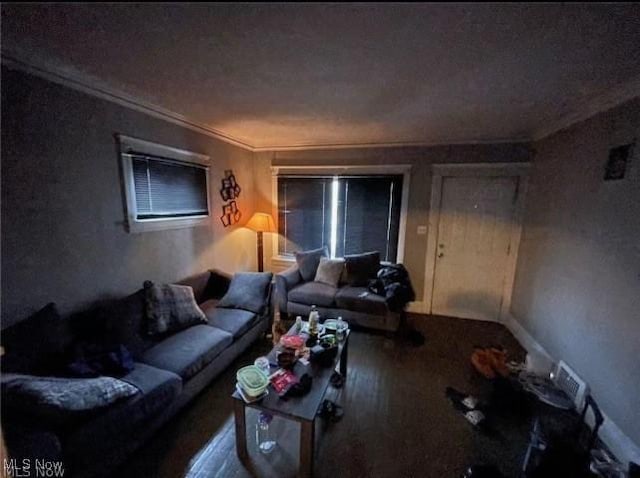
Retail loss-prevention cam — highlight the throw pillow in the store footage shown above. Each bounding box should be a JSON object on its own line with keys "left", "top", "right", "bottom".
{"left": 345, "top": 251, "right": 381, "bottom": 286}
{"left": 1, "top": 303, "right": 73, "bottom": 376}
{"left": 1, "top": 373, "right": 139, "bottom": 425}
{"left": 295, "top": 246, "right": 328, "bottom": 281}
{"left": 217, "top": 272, "right": 273, "bottom": 315}
{"left": 314, "top": 257, "right": 344, "bottom": 288}
{"left": 144, "top": 281, "right": 207, "bottom": 336}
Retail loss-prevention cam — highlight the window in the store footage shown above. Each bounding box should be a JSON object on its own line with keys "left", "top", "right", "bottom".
{"left": 118, "top": 135, "right": 210, "bottom": 233}
{"left": 277, "top": 175, "right": 404, "bottom": 262}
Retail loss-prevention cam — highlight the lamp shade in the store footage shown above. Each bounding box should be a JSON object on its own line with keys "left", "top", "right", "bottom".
{"left": 246, "top": 212, "right": 276, "bottom": 233}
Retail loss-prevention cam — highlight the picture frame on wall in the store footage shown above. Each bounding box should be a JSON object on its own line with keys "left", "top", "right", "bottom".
{"left": 604, "top": 142, "right": 634, "bottom": 181}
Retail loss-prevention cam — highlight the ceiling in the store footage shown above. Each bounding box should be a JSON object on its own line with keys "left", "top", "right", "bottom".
{"left": 2, "top": 3, "right": 640, "bottom": 150}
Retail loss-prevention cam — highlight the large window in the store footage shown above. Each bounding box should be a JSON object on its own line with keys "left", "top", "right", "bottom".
{"left": 118, "top": 135, "right": 210, "bottom": 233}
{"left": 277, "top": 175, "right": 403, "bottom": 261}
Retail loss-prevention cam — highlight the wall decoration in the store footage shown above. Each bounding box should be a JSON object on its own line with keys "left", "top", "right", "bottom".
{"left": 220, "top": 200, "right": 241, "bottom": 227}
{"left": 604, "top": 142, "right": 634, "bottom": 181}
{"left": 219, "top": 170, "right": 242, "bottom": 227}
{"left": 220, "top": 170, "right": 241, "bottom": 200}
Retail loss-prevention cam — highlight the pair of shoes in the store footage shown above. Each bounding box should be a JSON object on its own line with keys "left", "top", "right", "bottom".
{"left": 471, "top": 347, "right": 509, "bottom": 379}
{"left": 317, "top": 399, "right": 344, "bottom": 422}
{"left": 330, "top": 371, "right": 345, "bottom": 388}
{"left": 445, "top": 387, "right": 486, "bottom": 427}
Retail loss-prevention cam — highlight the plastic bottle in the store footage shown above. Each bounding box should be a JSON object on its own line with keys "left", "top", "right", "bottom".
{"left": 256, "top": 412, "right": 276, "bottom": 454}
{"left": 308, "top": 305, "right": 319, "bottom": 337}
{"left": 336, "top": 316, "right": 347, "bottom": 342}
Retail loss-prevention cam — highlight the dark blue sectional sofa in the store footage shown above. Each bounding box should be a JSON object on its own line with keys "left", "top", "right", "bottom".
{"left": 1, "top": 269, "right": 271, "bottom": 478}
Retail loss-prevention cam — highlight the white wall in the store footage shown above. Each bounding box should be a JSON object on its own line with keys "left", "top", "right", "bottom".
{"left": 511, "top": 97, "right": 640, "bottom": 457}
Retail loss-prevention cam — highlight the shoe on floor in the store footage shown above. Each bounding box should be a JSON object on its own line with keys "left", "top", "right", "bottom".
{"left": 318, "top": 399, "right": 344, "bottom": 422}
{"left": 445, "top": 387, "right": 480, "bottom": 411}
{"left": 330, "top": 371, "right": 345, "bottom": 388}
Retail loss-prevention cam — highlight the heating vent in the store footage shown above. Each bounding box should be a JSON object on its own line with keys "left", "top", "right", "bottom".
{"left": 554, "top": 361, "right": 588, "bottom": 409}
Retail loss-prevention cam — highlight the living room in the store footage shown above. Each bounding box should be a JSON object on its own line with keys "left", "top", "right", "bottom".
{"left": 1, "top": 3, "right": 639, "bottom": 478}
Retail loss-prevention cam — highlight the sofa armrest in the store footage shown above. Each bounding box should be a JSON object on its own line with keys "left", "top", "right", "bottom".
{"left": 205, "top": 269, "right": 232, "bottom": 300}
{"left": 275, "top": 264, "right": 302, "bottom": 314}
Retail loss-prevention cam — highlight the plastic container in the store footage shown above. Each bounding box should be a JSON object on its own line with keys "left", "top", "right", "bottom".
{"left": 254, "top": 356, "right": 271, "bottom": 376}
{"left": 236, "top": 365, "right": 268, "bottom": 398}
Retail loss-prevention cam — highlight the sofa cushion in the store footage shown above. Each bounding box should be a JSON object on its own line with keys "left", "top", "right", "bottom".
{"left": 1, "top": 303, "right": 73, "bottom": 375}
{"left": 288, "top": 282, "right": 337, "bottom": 308}
{"left": 335, "top": 286, "right": 388, "bottom": 316}
{"left": 217, "top": 272, "right": 272, "bottom": 315}
{"left": 140, "top": 325, "right": 232, "bottom": 380}
{"left": 345, "top": 251, "right": 381, "bottom": 286}
{"left": 295, "top": 246, "right": 328, "bottom": 282}
{"left": 200, "top": 302, "right": 257, "bottom": 338}
{"left": 65, "top": 363, "right": 182, "bottom": 462}
{"left": 314, "top": 257, "right": 345, "bottom": 288}
{"left": 144, "top": 282, "right": 207, "bottom": 336}
{"left": 198, "top": 298, "right": 219, "bottom": 313}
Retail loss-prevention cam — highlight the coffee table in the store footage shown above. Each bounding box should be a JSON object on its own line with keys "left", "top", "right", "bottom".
{"left": 232, "top": 325, "right": 350, "bottom": 478}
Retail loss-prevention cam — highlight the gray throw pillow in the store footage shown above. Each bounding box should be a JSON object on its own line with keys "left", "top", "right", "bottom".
{"left": 1, "top": 373, "right": 139, "bottom": 425}
{"left": 295, "top": 246, "right": 328, "bottom": 281}
{"left": 314, "top": 257, "right": 345, "bottom": 288}
{"left": 217, "top": 272, "right": 273, "bottom": 315}
{"left": 345, "top": 251, "right": 381, "bottom": 286}
{"left": 144, "top": 281, "right": 207, "bottom": 336}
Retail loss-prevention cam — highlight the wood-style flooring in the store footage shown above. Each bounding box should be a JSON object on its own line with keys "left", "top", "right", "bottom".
{"left": 120, "top": 314, "right": 529, "bottom": 478}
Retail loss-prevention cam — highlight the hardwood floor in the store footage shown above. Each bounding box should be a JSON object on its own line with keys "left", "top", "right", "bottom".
{"left": 120, "top": 314, "right": 529, "bottom": 478}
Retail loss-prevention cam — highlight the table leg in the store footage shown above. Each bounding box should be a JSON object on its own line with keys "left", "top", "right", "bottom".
{"left": 299, "top": 419, "right": 315, "bottom": 478}
{"left": 339, "top": 338, "right": 348, "bottom": 377}
{"left": 234, "top": 399, "right": 248, "bottom": 462}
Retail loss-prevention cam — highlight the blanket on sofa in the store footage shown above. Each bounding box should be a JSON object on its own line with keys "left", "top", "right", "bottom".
{"left": 1, "top": 374, "right": 140, "bottom": 424}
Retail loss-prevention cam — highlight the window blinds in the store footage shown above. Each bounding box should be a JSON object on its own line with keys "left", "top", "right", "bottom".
{"left": 131, "top": 155, "right": 208, "bottom": 219}
{"left": 277, "top": 177, "right": 332, "bottom": 255}
{"left": 277, "top": 175, "right": 402, "bottom": 261}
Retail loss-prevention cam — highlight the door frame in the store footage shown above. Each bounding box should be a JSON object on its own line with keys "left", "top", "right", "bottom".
{"left": 422, "top": 162, "right": 530, "bottom": 321}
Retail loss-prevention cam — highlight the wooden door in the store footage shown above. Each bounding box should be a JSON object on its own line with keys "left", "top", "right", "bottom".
{"left": 431, "top": 176, "right": 518, "bottom": 321}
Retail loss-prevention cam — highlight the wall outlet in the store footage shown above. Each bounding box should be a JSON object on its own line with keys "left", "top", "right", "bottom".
{"left": 417, "top": 225, "right": 428, "bottom": 235}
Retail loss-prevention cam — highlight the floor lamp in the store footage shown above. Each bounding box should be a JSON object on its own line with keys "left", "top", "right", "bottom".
{"left": 246, "top": 212, "right": 276, "bottom": 272}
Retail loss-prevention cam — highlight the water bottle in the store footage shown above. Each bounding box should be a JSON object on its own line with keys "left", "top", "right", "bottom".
{"left": 295, "top": 316, "right": 303, "bottom": 334}
{"left": 256, "top": 412, "right": 276, "bottom": 454}
{"left": 309, "top": 305, "right": 319, "bottom": 337}
{"left": 336, "top": 316, "right": 347, "bottom": 342}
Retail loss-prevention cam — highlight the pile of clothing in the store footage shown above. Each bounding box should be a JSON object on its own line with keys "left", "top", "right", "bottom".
{"left": 368, "top": 263, "right": 415, "bottom": 311}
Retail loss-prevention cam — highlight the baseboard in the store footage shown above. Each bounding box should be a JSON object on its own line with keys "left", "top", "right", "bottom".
{"left": 504, "top": 313, "right": 554, "bottom": 369}
{"left": 406, "top": 301, "right": 426, "bottom": 314}
{"left": 505, "top": 313, "right": 640, "bottom": 467}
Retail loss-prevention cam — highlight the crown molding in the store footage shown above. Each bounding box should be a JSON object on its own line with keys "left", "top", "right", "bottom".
{"left": 251, "top": 136, "right": 531, "bottom": 152}
{"left": 532, "top": 75, "right": 640, "bottom": 141}
{"left": 3, "top": 48, "right": 638, "bottom": 152}
{"left": 1, "top": 50, "right": 256, "bottom": 151}
{"left": 0, "top": 49, "right": 530, "bottom": 153}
